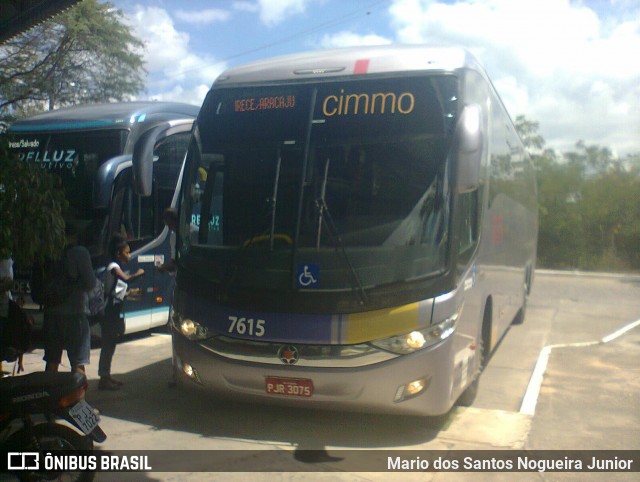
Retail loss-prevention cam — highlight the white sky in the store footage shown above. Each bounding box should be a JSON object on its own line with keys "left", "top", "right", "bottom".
{"left": 109, "top": 0, "right": 640, "bottom": 156}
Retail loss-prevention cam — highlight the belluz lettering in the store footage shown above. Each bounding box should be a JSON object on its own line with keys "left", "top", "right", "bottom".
{"left": 18, "top": 149, "right": 76, "bottom": 166}
{"left": 322, "top": 90, "right": 415, "bottom": 117}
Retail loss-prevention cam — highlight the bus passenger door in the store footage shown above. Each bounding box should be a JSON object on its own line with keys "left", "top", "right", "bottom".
{"left": 146, "top": 131, "right": 191, "bottom": 329}
{"left": 112, "top": 131, "right": 191, "bottom": 334}
{"left": 110, "top": 170, "right": 158, "bottom": 334}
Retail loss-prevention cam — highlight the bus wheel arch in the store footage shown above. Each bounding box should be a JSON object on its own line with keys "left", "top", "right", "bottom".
{"left": 456, "top": 297, "right": 492, "bottom": 407}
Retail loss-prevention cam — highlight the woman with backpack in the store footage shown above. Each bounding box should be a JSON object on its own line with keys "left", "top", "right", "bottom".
{"left": 98, "top": 233, "right": 144, "bottom": 390}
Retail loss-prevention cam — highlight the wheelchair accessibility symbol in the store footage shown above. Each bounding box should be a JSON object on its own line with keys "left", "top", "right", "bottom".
{"left": 297, "top": 264, "right": 320, "bottom": 288}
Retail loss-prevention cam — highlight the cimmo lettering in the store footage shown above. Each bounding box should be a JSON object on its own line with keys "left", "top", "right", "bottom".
{"left": 322, "top": 89, "right": 415, "bottom": 117}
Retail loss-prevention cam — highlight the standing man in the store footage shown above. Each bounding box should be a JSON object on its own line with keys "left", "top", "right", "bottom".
{"left": 43, "top": 224, "right": 97, "bottom": 375}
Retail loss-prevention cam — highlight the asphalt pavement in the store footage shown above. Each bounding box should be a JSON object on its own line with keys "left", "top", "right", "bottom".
{"left": 2, "top": 270, "right": 639, "bottom": 481}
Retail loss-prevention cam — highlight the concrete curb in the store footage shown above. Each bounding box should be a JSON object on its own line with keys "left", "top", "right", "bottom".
{"left": 535, "top": 269, "right": 640, "bottom": 280}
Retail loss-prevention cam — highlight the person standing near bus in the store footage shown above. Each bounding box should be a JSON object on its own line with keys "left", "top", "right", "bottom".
{"left": 98, "top": 233, "right": 144, "bottom": 390}
{"left": 43, "top": 225, "right": 96, "bottom": 375}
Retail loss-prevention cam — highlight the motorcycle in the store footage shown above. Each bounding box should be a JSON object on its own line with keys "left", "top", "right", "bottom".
{"left": 0, "top": 371, "right": 106, "bottom": 482}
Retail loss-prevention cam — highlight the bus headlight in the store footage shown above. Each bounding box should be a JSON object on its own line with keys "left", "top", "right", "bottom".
{"left": 171, "top": 309, "right": 210, "bottom": 340}
{"left": 181, "top": 319, "right": 209, "bottom": 340}
{"left": 370, "top": 315, "right": 458, "bottom": 355}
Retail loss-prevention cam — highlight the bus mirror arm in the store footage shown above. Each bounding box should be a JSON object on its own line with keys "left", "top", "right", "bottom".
{"left": 94, "top": 154, "right": 133, "bottom": 208}
{"left": 454, "top": 104, "right": 483, "bottom": 194}
{"left": 133, "top": 125, "right": 165, "bottom": 196}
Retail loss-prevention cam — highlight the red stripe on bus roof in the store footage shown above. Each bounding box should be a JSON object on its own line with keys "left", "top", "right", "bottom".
{"left": 354, "top": 59, "right": 370, "bottom": 74}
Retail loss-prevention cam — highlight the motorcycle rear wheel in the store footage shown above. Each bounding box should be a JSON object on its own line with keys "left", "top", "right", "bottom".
{"left": 7, "top": 422, "right": 94, "bottom": 482}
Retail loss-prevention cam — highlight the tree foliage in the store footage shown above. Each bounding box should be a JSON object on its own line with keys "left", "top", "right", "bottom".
{"left": 516, "top": 118, "right": 640, "bottom": 272}
{"left": 0, "top": 0, "right": 145, "bottom": 115}
{"left": 0, "top": 138, "right": 67, "bottom": 266}
{"left": 515, "top": 115, "right": 545, "bottom": 151}
{"left": 0, "top": 0, "right": 145, "bottom": 266}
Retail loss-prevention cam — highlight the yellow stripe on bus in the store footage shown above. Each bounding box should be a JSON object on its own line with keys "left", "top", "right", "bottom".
{"left": 343, "top": 302, "right": 421, "bottom": 344}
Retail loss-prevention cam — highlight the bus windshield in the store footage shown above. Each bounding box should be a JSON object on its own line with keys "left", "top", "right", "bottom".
{"left": 181, "top": 74, "right": 457, "bottom": 293}
{"left": 8, "top": 129, "right": 127, "bottom": 256}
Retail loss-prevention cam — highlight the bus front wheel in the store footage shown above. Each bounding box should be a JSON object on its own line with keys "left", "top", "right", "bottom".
{"left": 456, "top": 302, "right": 491, "bottom": 407}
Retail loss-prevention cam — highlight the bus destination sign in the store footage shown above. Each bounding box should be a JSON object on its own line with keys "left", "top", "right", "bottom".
{"left": 234, "top": 95, "right": 296, "bottom": 112}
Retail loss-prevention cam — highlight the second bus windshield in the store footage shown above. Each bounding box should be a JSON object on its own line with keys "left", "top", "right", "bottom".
{"left": 183, "top": 74, "right": 458, "bottom": 292}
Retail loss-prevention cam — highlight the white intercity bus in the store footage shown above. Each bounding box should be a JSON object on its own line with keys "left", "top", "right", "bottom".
{"left": 135, "top": 45, "right": 538, "bottom": 415}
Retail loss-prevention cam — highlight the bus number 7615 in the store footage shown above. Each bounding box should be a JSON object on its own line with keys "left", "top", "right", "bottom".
{"left": 228, "top": 316, "right": 266, "bottom": 337}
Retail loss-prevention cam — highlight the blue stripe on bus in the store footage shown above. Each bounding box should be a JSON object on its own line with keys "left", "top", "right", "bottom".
{"left": 183, "top": 296, "right": 334, "bottom": 344}
{"left": 10, "top": 120, "right": 119, "bottom": 132}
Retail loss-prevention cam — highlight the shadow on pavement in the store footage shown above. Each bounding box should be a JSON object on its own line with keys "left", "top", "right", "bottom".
{"left": 87, "top": 358, "right": 450, "bottom": 451}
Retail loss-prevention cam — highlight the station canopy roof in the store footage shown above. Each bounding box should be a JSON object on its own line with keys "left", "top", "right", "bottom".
{"left": 0, "top": 0, "right": 81, "bottom": 44}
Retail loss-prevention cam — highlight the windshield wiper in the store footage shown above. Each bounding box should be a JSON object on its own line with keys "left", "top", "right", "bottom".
{"left": 315, "top": 157, "right": 368, "bottom": 306}
{"left": 268, "top": 149, "right": 282, "bottom": 251}
{"left": 315, "top": 157, "right": 330, "bottom": 249}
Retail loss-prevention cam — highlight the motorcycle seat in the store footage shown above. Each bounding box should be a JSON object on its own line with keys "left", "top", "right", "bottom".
{"left": 0, "top": 371, "right": 87, "bottom": 408}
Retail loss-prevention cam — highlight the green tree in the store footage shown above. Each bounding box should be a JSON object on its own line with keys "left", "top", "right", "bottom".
{"left": 577, "top": 156, "right": 640, "bottom": 271}
{"left": 516, "top": 117, "right": 640, "bottom": 271}
{"left": 0, "top": 138, "right": 67, "bottom": 266}
{"left": 564, "top": 140, "right": 617, "bottom": 176}
{"left": 515, "top": 115, "right": 545, "bottom": 151}
{"left": 560, "top": 141, "right": 627, "bottom": 269}
{"left": 534, "top": 150, "right": 586, "bottom": 268}
{"left": 0, "top": 0, "right": 145, "bottom": 115}
{"left": 0, "top": 0, "right": 145, "bottom": 266}
{"left": 516, "top": 116, "right": 586, "bottom": 268}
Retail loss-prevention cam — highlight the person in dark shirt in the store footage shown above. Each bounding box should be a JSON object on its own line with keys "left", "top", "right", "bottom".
{"left": 43, "top": 225, "right": 97, "bottom": 375}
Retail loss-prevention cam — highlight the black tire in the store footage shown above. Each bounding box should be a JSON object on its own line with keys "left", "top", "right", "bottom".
{"left": 456, "top": 337, "right": 482, "bottom": 407}
{"left": 7, "top": 423, "right": 94, "bottom": 482}
{"left": 512, "top": 267, "right": 531, "bottom": 326}
{"left": 457, "top": 303, "right": 492, "bottom": 407}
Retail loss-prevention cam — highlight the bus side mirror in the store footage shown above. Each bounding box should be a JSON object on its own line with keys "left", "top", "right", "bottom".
{"left": 132, "top": 125, "right": 164, "bottom": 196}
{"left": 94, "top": 155, "right": 132, "bottom": 208}
{"left": 454, "top": 104, "right": 483, "bottom": 194}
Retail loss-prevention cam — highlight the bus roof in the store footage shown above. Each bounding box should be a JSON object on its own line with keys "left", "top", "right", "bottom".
{"left": 214, "top": 45, "right": 482, "bottom": 87}
{"left": 8, "top": 101, "right": 200, "bottom": 133}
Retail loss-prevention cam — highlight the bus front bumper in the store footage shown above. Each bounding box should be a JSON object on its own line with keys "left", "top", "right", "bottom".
{"left": 171, "top": 330, "right": 460, "bottom": 417}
